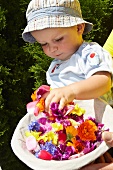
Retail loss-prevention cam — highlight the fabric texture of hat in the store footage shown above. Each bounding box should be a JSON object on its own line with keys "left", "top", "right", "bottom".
{"left": 22, "top": 0, "right": 93, "bottom": 43}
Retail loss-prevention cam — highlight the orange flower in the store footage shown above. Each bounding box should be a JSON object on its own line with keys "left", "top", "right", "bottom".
{"left": 77, "top": 120, "right": 98, "bottom": 141}
{"left": 73, "top": 140, "right": 85, "bottom": 153}
{"left": 66, "top": 126, "right": 78, "bottom": 141}
{"left": 31, "top": 90, "right": 37, "bottom": 101}
{"left": 67, "top": 138, "right": 84, "bottom": 153}
{"left": 36, "top": 98, "right": 45, "bottom": 112}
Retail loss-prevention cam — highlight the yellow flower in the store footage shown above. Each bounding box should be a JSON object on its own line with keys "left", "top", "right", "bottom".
{"left": 38, "top": 131, "right": 58, "bottom": 145}
{"left": 25, "top": 131, "right": 42, "bottom": 140}
{"left": 67, "top": 141, "right": 73, "bottom": 147}
{"left": 71, "top": 104, "right": 85, "bottom": 116}
{"left": 51, "top": 122, "right": 63, "bottom": 132}
{"left": 38, "top": 135, "right": 48, "bottom": 143}
{"left": 69, "top": 119, "right": 80, "bottom": 126}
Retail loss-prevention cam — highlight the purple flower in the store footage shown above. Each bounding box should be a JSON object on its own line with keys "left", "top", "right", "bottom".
{"left": 53, "top": 144, "right": 74, "bottom": 160}
{"left": 59, "top": 119, "right": 71, "bottom": 127}
{"left": 28, "top": 121, "right": 40, "bottom": 131}
{"left": 38, "top": 117, "right": 47, "bottom": 125}
{"left": 40, "top": 141, "right": 57, "bottom": 156}
{"left": 95, "top": 131, "right": 103, "bottom": 142}
{"left": 50, "top": 103, "right": 65, "bottom": 118}
{"left": 71, "top": 114, "right": 84, "bottom": 123}
{"left": 83, "top": 141, "right": 96, "bottom": 154}
{"left": 35, "top": 150, "right": 40, "bottom": 158}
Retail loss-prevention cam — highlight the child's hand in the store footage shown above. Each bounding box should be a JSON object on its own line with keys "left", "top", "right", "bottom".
{"left": 45, "top": 85, "right": 75, "bottom": 111}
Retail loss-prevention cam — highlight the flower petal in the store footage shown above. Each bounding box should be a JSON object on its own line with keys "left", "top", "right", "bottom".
{"left": 26, "top": 136, "right": 37, "bottom": 151}
{"left": 26, "top": 101, "right": 37, "bottom": 113}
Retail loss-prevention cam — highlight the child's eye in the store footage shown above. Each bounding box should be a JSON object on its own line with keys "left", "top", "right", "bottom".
{"left": 56, "top": 37, "right": 63, "bottom": 42}
{"left": 41, "top": 43, "right": 47, "bottom": 46}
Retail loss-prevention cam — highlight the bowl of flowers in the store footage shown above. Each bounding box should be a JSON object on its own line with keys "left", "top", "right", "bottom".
{"left": 11, "top": 85, "right": 113, "bottom": 170}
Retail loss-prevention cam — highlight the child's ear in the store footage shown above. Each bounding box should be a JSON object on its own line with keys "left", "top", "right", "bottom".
{"left": 77, "top": 24, "right": 85, "bottom": 34}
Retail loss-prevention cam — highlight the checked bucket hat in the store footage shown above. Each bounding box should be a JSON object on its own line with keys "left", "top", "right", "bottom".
{"left": 22, "top": 0, "right": 93, "bottom": 43}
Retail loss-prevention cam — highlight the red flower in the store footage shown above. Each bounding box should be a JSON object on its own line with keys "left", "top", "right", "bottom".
{"left": 38, "top": 150, "right": 52, "bottom": 160}
{"left": 58, "top": 132, "right": 67, "bottom": 144}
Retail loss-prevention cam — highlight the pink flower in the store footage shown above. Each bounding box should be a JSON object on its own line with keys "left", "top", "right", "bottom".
{"left": 26, "top": 136, "right": 37, "bottom": 151}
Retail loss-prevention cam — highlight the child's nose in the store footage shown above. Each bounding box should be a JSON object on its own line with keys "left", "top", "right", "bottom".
{"left": 49, "top": 45, "right": 58, "bottom": 53}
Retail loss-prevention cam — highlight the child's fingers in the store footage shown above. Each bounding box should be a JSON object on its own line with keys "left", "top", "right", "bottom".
{"left": 58, "top": 97, "right": 67, "bottom": 110}
{"left": 45, "top": 92, "right": 60, "bottom": 112}
{"left": 45, "top": 94, "right": 54, "bottom": 111}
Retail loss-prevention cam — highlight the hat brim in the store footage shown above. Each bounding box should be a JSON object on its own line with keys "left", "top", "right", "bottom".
{"left": 22, "top": 16, "right": 93, "bottom": 43}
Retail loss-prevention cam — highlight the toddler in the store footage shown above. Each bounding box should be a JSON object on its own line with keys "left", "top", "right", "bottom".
{"left": 22, "top": 0, "right": 113, "bottom": 111}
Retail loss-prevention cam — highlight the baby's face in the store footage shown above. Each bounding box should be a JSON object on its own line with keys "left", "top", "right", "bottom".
{"left": 31, "top": 25, "right": 84, "bottom": 61}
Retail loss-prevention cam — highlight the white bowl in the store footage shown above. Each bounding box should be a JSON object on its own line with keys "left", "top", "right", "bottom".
{"left": 11, "top": 98, "right": 113, "bottom": 170}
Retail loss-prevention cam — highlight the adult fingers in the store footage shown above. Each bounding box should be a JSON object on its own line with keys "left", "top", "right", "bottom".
{"left": 103, "top": 152, "right": 113, "bottom": 163}
{"left": 95, "top": 155, "right": 105, "bottom": 163}
{"left": 102, "top": 131, "right": 113, "bottom": 147}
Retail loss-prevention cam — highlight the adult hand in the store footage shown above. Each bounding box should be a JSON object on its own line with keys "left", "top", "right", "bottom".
{"left": 80, "top": 163, "right": 113, "bottom": 170}
{"left": 80, "top": 152, "right": 113, "bottom": 170}
{"left": 80, "top": 131, "right": 113, "bottom": 170}
{"left": 102, "top": 131, "right": 113, "bottom": 147}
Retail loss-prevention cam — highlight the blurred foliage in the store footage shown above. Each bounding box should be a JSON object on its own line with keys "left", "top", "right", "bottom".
{"left": 80, "top": 0, "right": 113, "bottom": 44}
{"left": 0, "top": 0, "right": 113, "bottom": 169}
{"left": 23, "top": 43, "right": 52, "bottom": 88}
